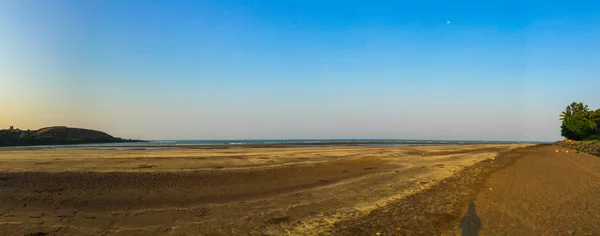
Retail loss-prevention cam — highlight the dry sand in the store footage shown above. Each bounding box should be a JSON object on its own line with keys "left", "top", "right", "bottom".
{"left": 0, "top": 143, "right": 566, "bottom": 236}
{"left": 448, "top": 145, "right": 600, "bottom": 235}
{"left": 330, "top": 145, "right": 600, "bottom": 236}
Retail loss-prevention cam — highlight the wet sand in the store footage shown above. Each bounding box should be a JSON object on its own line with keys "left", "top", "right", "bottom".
{"left": 0, "top": 143, "right": 567, "bottom": 235}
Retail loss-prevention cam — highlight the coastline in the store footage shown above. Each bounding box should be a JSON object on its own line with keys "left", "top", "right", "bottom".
{"left": 0, "top": 140, "right": 546, "bottom": 151}
{"left": 0, "top": 126, "right": 145, "bottom": 148}
{"left": 0, "top": 138, "right": 145, "bottom": 148}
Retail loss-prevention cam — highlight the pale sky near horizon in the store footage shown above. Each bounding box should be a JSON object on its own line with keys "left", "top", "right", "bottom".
{"left": 1, "top": 0, "right": 599, "bottom": 141}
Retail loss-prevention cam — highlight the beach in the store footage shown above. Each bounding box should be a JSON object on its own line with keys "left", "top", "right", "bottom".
{"left": 1, "top": 143, "right": 599, "bottom": 235}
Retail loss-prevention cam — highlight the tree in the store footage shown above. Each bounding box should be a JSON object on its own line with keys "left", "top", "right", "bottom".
{"left": 569, "top": 102, "right": 589, "bottom": 115}
{"left": 560, "top": 106, "right": 572, "bottom": 122}
{"left": 583, "top": 111, "right": 598, "bottom": 131}
{"left": 561, "top": 114, "right": 594, "bottom": 140}
{"left": 595, "top": 109, "right": 600, "bottom": 136}
{"left": 19, "top": 132, "right": 32, "bottom": 140}
{"left": 560, "top": 102, "right": 599, "bottom": 140}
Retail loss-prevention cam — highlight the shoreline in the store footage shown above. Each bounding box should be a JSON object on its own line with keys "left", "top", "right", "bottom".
{"left": 0, "top": 140, "right": 547, "bottom": 151}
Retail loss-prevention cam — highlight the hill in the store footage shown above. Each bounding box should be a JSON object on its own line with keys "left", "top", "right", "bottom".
{"left": 35, "top": 126, "right": 113, "bottom": 139}
{"left": 0, "top": 126, "right": 142, "bottom": 147}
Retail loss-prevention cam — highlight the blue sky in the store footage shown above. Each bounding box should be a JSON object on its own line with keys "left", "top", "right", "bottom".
{"left": 1, "top": 0, "right": 599, "bottom": 141}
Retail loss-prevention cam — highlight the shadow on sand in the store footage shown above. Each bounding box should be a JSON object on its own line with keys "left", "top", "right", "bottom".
{"left": 459, "top": 202, "right": 481, "bottom": 236}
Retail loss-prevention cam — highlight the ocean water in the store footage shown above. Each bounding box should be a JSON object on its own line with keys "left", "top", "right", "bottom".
{"left": 143, "top": 139, "right": 550, "bottom": 145}
{"left": 0, "top": 139, "right": 551, "bottom": 150}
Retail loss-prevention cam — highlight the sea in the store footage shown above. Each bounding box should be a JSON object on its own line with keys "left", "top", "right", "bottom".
{"left": 0, "top": 139, "right": 553, "bottom": 150}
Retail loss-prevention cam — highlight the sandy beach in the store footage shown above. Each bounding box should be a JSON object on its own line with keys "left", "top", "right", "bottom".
{"left": 1, "top": 143, "right": 599, "bottom": 235}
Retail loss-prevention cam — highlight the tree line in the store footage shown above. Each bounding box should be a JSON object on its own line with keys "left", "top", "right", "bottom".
{"left": 560, "top": 102, "right": 600, "bottom": 140}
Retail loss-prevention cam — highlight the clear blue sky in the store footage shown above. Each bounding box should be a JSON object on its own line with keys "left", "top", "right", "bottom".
{"left": 1, "top": 0, "right": 599, "bottom": 141}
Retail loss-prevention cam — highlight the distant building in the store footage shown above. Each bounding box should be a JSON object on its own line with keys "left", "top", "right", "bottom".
{"left": 9, "top": 126, "right": 13, "bottom": 130}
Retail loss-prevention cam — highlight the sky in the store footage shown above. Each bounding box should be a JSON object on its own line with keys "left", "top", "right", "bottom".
{"left": 1, "top": 0, "right": 599, "bottom": 141}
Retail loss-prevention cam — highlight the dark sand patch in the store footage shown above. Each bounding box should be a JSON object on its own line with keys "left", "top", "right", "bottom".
{"left": 136, "top": 164, "right": 155, "bottom": 169}
{"left": 0, "top": 158, "right": 389, "bottom": 211}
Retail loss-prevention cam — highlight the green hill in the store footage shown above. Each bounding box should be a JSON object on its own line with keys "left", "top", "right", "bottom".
{"left": 35, "top": 126, "right": 113, "bottom": 139}
{"left": 0, "top": 126, "right": 142, "bottom": 147}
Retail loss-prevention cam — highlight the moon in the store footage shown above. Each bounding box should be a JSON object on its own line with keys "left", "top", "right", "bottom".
{"left": 447, "top": 21, "right": 451, "bottom": 24}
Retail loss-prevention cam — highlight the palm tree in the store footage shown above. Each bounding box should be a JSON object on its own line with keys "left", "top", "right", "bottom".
{"left": 583, "top": 111, "right": 598, "bottom": 130}
{"left": 560, "top": 106, "right": 572, "bottom": 122}
{"left": 579, "top": 103, "right": 589, "bottom": 113}
{"left": 569, "top": 102, "right": 589, "bottom": 115}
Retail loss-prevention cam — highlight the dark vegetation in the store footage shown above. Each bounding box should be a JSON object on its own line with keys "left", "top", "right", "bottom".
{"left": 0, "top": 126, "right": 142, "bottom": 147}
{"left": 558, "top": 102, "right": 600, "bottom": 157}
{"left": 560, "top": 102, "right": 600, "bottom": 141}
